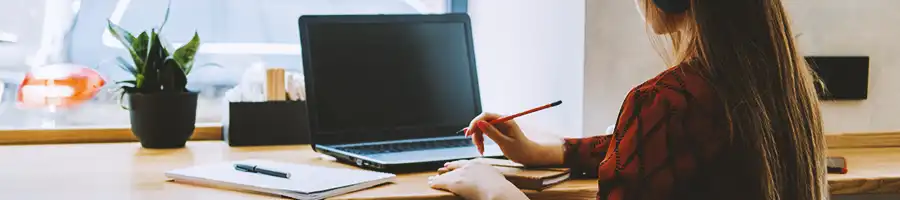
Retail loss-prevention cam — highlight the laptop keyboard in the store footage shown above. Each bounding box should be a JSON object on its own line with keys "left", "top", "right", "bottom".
{"left": 336, "top": 138, "right": 491, "bottom": 155}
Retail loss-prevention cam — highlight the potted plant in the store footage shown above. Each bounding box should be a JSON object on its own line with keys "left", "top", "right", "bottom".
{"left": 107, "top": 17, "right": 201, "bottom": 148}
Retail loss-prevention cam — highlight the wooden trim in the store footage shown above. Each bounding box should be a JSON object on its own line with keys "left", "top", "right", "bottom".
{"left": 1, "top": 123, "right": 898, "bottom": 148}
{"left": 826, "top": 131, "right": 900, "bottom": 149}
{"left": 0, "top": 123, "right": 222, "bottom": 145}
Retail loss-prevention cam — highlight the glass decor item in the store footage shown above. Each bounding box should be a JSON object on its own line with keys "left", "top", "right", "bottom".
{"left": 17, "top": 63, "right": 106, "bottom": 109}
{"left": 15, "top": 63, "right": 106, "bottom": 129}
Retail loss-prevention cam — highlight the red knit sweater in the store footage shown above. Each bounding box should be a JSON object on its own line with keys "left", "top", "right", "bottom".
{"left": 563, "top": 64, "right": 739, "bottom": 200}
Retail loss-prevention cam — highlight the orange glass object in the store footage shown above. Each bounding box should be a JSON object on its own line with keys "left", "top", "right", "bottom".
{"left": 17, "top": 64, "right": 106, "bottom": 109}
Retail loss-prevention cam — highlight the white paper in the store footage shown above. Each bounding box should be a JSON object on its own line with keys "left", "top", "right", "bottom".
{"left": 165, "top": 159, "right": 395, "bottom": 199}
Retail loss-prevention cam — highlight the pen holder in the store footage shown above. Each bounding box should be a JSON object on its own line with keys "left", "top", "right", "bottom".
{"left": 223, "top": 101, "right": 311, "bottom": 146}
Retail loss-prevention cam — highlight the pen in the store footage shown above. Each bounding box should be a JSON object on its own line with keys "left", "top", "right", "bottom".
{"left": 457, "top": 100, "right": 563, "bottom": 134}
{"left": 235, "top": 164, "right": 291, "bottom": 179}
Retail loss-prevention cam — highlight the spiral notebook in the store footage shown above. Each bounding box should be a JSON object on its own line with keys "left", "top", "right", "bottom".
{"left": 165, "top": 159, "right": 396, "bottom": 200}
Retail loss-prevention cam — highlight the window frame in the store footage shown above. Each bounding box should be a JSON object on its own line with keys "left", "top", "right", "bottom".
{"left": 3, "top": 0, "right": 469, "bottom": 145}
{"left": 449, "top": 0, "right": 467, "bottom": 13}
{"left": 100, "top": 0, "right": 468, "bottom": 55}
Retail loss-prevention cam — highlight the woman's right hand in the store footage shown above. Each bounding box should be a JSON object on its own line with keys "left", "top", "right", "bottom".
{"left": 466, "top": 113, "right": 560, "bottom": 166}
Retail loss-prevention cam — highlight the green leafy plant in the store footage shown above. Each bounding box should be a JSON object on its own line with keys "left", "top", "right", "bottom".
{"left": 107, "top": 0, "right": 199, "bottom": 95}
{"left": 108, "top": 25, "right": 199, "bottom": 94}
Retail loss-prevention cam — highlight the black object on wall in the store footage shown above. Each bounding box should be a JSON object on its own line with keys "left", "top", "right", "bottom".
{"left": 805, "top": 56, "right": 870, "bottom": 100}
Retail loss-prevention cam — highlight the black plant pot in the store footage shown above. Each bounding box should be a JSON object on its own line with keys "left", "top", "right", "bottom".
{"left": 128, "top": 92, "right": 199, "bottom": 149}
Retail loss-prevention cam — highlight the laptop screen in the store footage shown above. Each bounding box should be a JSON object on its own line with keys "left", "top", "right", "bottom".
{"left": 300, "top": 15, "right": 480, "bottom": 142}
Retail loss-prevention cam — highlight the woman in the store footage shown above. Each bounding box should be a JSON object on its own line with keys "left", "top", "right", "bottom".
{"left": 428, "top": 0, "right": 827, "bottom": 199}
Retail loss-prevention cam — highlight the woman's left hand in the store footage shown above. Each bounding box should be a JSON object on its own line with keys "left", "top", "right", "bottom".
{"left": 429, "top": 159, "right": 529, "bottom": 200}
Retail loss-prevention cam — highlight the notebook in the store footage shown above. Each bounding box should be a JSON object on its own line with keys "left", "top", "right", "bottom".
{"left": 164, "top": 159, "right": 396, "bottom": 200}
{"left": 472, "top": 158, "right": 571, "bottom": 190}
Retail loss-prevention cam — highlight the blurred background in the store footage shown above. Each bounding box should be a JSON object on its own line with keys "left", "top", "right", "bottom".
{"left": 0, "top": 0, "right": 453, "bottom": 129}
{"left": 3, "top": 0, "right": 898, "bottom": 140}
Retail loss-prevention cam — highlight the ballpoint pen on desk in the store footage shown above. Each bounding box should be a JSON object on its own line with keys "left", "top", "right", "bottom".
{"left": 235, "top": 163, "right": 291, "bottom": 179}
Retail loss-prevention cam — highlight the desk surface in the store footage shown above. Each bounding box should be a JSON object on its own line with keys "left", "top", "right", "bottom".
{"left": 0, "top": 141, "right": 896, "bottom": 199}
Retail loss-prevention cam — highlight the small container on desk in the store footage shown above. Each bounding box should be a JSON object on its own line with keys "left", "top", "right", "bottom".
{"left": 223, "top": 100, "right": 311, "bottom": 146}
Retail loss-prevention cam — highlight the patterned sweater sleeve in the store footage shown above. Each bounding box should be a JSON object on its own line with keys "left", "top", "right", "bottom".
{"left": 562, "top": 134, "right": 613, "bottom": 178}
{"left": 564, "top": 81, "right": 723, "bottom": 199}
{"left": 600, "top": 84, "right": 720, "bottom": 199}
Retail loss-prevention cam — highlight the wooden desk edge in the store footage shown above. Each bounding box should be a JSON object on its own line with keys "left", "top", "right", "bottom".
{"left": 829, "top": 176, "right": 900, "bottom": 195}
{"left": 0, "top": 124, "right": 222, "bottom": 145}
{"left": 1, "top": 125, "right": 899, "bottom": 149}
{"left": 1, "top": 141, "right": 899, "bottom": 199}
{"left": 2, "top": 127, "right": 900, "bottom": 197}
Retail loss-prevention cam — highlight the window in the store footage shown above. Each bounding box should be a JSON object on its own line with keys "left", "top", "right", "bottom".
{"left": 0, "top": 0, "right": 466, "bottom": 131}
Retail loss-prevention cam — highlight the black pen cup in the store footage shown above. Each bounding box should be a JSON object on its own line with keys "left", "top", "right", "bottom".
{"left": 223, "top": 100, "right": 311, "bottom": 146}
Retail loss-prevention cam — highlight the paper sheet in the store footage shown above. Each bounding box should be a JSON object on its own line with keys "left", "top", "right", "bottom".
{"left": 165, "top": 159, "right": 395, "bottom": 194}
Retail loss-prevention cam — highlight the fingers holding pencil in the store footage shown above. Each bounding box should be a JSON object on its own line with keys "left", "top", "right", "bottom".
{"left": 462, "top": 100, "right": 562, "bottom": 154}
{"left": 466, "top": 113, "right": 508, "bottom": 154}
{"left": 475, "top": 121, "right": 510, "bottom": 151}
{"left": 465, "top": 112, "right": 536, "bottom": 155}
{"left": 464, "top": 113, "right": 488, "bottom": 154}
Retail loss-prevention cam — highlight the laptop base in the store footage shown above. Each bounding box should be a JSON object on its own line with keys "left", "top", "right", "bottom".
{"left": 314, "top": 145, "right": 505, "bottom": 173}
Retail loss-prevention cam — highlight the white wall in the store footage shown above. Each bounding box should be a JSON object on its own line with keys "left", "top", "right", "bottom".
{"left": 584, "top": 0, "right": 900, "bottom": 135}
{"left": 784, "top": 0, "right": 900, "bottom": 134}
{"left": 583, "top": 0, "right": 667, "bottom": 137}
{"left": 469, "top": 0, "right": 586, "bottom": 138}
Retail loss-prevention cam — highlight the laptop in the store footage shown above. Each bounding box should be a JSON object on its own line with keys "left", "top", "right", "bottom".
{"left": 297, "top": 13, "right": 503, "bottom": 172}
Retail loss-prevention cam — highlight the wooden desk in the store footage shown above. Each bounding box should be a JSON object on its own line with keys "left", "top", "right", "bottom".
{"left": 0, "top": 142, "right": 896, "bottom": 199}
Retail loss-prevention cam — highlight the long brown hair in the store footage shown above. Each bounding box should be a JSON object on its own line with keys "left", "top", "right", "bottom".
{"left": 642, "top": 0, "right": 827, "bottom": 199}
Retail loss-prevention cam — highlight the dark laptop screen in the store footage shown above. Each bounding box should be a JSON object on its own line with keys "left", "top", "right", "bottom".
{"left": 302, "top": 16, "right": 479, "bottom": 140}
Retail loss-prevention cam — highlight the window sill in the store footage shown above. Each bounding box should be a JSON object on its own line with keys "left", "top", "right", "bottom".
{"left": 826, "top": 131, "right": 900, "bottom": 149}
{"left": 1, "top": 124, "right": 897, "bottom": 148}
{"left": 0, "top": 122, "right": 222, "bottom": 145}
